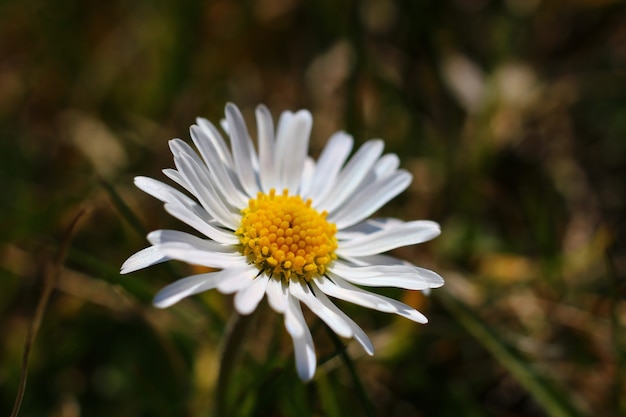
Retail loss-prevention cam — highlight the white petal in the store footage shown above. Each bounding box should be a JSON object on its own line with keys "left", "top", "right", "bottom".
{"left": 234, "top": 275, "right": 268, "bottom": 315}
{"left": 134, "top": 176, "right": 192, "bottom": 207}
{"left": 335, "top": 217, "right": 403, "bottom": 240}
{"left": 274, "top": 110, "right": 312, "bottom": 192}
{"left": 269, "top": 111, "right": 293, "bottom": 189}
{"left": 284, "top": 294, "right": 305, "bottom": 337}
{"left": 329, "top": 170, "right": 412, "bottom": 229}
{"left": 316, "top": 139, "right": 384, "bottom": 213}
{"left": 174, "top": 153, "right": 240, "bottom": 229}
{"left": 163, "top": 203, "right": 239, "bottom": 244}
{"left": 336, "top": 220, "right": 441, "bottom": 257}
{"left": 292, "top": 332, "right": 316, "bottom": 381}
{"left": 331, "top": 260, "right": 445, "bottom": 290}
{"left": 195, "top": 116, "right": 235, "bottom": 167}
{"left": 220, "top": 118, "right": 229, "bottom": 134}
{"left": 162, "top": 168, "right": 188, "bottom": 192}
{"left": 289, "top": 281, "right": 352, "bottom": 338}
{"left": 135, "top": 176, "right": 239, "bottom": 244}
{"left": 298, "top": 156, "right": 316, "bottom": 196}
{"left": 153, "top": 268, "right": 239, "bottom": 308}
{"left": 190, "top": 125, "right": 249, "bottom": 208}
{"left": 316, "top": 274, "right": 428, "bottom": 324}
{"left": 256, "top": 104, "right": 277, "bottom": 193}
{"left": 147, "top": 229, "right": 235, "bottom": 252}
{"left": 310, "top": 282, "right": 374, "bottom": 355}
{"left": 148, "top": 230, "right": 242, "bottom": 269}
{"left": 347, "top": 252, "right": 410, "bottom": 266}
{"left": 155, "top": 245, "right": 243, "bottom": 269}
{"left": 216, "top": 265, "right": 259, "bottom": 293}
{"left": 169, "top": 138, "right": 208, "bottom": 176}
{"left": 276, "top": 110, "right": 293, "bottom": 133}
{"left": 265, "top": 278, "right": 288, "bottom": 313}
{"left": 285, "top": 295, "right": 316, "bottom": 381}
{"left": 225, "top": 103, "right": 259, "bottom": 196}
{"left": 120, "top": 246, "right": 169, "bottom": 274}
{"left": 303, "top": 131, "right": 353, "bottom": 201}
{"left": 374, "top": 153, "right": 400, "bottom": 177}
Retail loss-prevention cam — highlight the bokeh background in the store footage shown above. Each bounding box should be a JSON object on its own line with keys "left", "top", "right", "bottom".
{"left": 1, "top": 0, "right": 625, "bottom": 416}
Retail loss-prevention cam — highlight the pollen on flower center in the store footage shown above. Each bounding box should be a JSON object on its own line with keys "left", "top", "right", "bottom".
{"left": 236, "top": 189, "right": 338, "bottom": 282}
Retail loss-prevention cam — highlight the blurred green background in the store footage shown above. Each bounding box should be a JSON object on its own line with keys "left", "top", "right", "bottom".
{"left": 1, "top": 0, "right": 625, "bottom": 416}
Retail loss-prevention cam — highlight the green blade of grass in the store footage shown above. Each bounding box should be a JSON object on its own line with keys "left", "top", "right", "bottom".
{"left": 324, "top": 324, "right": 377, "bottom": 417}
{"left": 438, "top": 291, "right": 587, "bottom": 417}
{"left": 99, "top": 177, "right": 147, "bottom": 238}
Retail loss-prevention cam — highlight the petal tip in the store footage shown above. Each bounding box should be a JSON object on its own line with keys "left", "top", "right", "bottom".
{"left": 152, "top": 298, "right": 174, "bottom": 309}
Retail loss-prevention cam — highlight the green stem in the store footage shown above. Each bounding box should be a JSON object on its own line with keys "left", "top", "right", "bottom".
{"left": 216, "top": 311, "right": 255, "bottom": 417}
{"left": 324, "top": 324, "right": 377, "bottom": 417}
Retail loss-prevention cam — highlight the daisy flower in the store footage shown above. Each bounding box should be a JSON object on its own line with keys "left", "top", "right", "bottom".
{"left": 121, "top": 103, "right": 444, "bottom": 381}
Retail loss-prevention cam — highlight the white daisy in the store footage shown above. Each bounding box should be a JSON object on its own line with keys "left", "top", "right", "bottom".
{"left": 121, "top": 103, "right": 444, "bottom": 381}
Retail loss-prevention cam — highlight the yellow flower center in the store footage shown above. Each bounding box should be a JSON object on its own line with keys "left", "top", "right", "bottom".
{"left": 236, "top": 189, "right": 338, "bottom": 282}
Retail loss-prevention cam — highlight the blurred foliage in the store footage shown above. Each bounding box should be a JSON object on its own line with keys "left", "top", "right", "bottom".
{"left": 1, "top": 0, "right": 625, "bottom": 416}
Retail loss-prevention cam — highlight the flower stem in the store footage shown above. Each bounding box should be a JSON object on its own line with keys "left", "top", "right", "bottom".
{"left": 215, "top": 311, "right": 255, "bottom": 417}
{"left": 324, "top": 324, "right": 377, "bottom": 417}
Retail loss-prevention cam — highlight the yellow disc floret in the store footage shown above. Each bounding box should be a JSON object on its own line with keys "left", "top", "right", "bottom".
{"left": 236, "top": 189, "right": 337, "bottom": 282}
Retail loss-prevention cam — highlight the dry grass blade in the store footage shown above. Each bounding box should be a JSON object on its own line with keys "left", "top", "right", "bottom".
{"left": 10, "top": 208, "right": 88, "bottom": 417}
